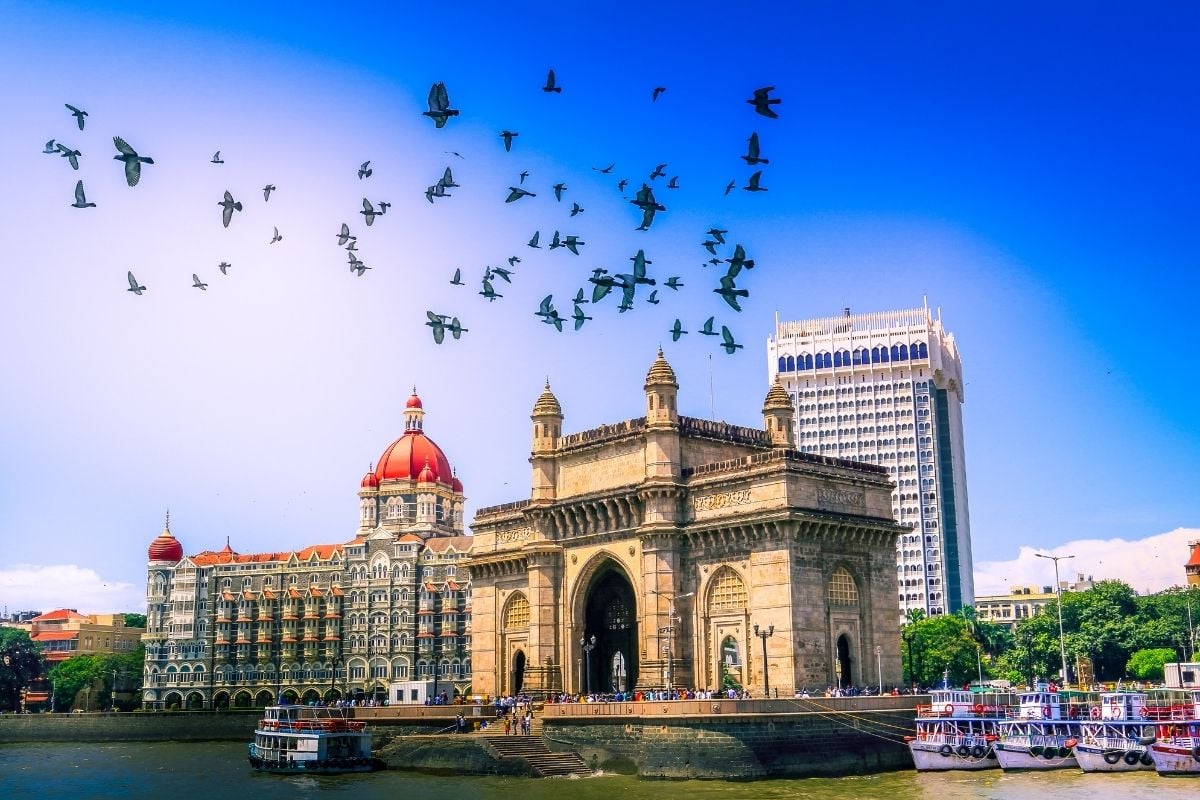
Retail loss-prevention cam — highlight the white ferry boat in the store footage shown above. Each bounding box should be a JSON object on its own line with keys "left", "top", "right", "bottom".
{"left": 1074, "top": 691, "right": 1156, "bottom": 772}
{"left": 1147, "top": 690, "right": 1200, "bottom": 776}
{"left": 247, "top": 704, "right": 385, "bottom": 774}
{"left": 993, "top": 685, "right": 1088, "bottom": 771}
{"left": 906, "top": 688, "right": 1011, "bottom": 771}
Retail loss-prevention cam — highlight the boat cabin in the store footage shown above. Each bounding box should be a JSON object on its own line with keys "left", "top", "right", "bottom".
{"left": 1097, "top": 692, "right": 1146, "bottom": 721}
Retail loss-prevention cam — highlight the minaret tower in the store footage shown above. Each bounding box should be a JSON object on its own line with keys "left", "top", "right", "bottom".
{"left": 530, "top": 381, "right": 562, "bottom": 503}
{"left": 643, "top": 349, "right": 681, "bottom": 479}
{"left": 762, "top": 377, "right": 795, "bottom": 448}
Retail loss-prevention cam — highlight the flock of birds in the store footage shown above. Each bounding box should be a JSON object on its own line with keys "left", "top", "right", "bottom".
{"left": 44, "top": 72, "right": 782, "bottom": 355}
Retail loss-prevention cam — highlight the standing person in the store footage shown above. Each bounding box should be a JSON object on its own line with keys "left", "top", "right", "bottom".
{"left": 523, "top": 710, "right": 532, "bottom": 736}
{"left": 504, "top": 715, "right": 511, "bottom": 736}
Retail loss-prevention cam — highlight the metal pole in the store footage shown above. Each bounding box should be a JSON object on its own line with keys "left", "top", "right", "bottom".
{"left": 754, "top": 624, "right": 773, "bottom": 697}
{"left": 875, "top": 646, "right": 882, "bottom": 694}
{"left": 1036, "top": 553, "right": 1074, "bottom": 688}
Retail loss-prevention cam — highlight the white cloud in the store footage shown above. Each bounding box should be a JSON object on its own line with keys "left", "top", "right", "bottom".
{"left": 0, "top": 564, "right": 143, "bottom": 615}
{"left": 974, "top": 527, "right": 1200, "bottom": 597}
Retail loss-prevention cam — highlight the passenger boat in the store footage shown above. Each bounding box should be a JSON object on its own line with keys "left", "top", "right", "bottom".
{"left": 1074, "top": 691, "right": 1156, "bottom": 772}
{"left": 993, "top": 684, "right": 1088, "bottom": 771}
{"left": 1147, "top": 690, "right": 1200, "bottom": 776}
{"left": 247, "top": 704, "right": 386, "bottom": 774}
{"left": 906, "top": 688, "right": 1011, "bottom": 771}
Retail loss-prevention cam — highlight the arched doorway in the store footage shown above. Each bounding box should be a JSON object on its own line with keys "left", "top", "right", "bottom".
{"left": 213, "top": 692, "right": 230, "bottom": 709}
{"left": 302, "top": 689, "right": 321, "bottom": 705}
{"left": 836, "top": 634, "right": 852, "bottom": 688}
{"left": 234, "top": 691, "right": 252, "bottom": 708}
{"left": 511, "top": 650, "right": 526, "bottom": 694}
{"left": 255, "top": 690, "right": 274, "bottom": 707}
{"left": 582, "top": 567, "right": 638, "bottom": 693}
{"left": 185, "top": 692, "right": 204, "bottom": 710}
{"left": 164, "top": 692, "right": 183, "bottom": 709}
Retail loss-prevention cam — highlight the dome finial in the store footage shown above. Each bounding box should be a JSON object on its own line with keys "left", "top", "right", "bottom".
{"left": 164, "top": 508, "right": 170, "bottom": 533}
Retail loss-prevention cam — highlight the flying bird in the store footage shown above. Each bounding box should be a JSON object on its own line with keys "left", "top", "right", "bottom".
{"left": 553, "top": 183, "right": 567, "bottom": 202}
{"left": 126, "top": 271, "right": 146, "bottom": 295}
{"left": 527, "top": 231, "right": 541, "bottom": 248}
{"left": 500, "top": 130, "right": 518, "bottom": 151}
{"left": 506, "top": 187, "right": 535, "bottom": 202}
{"left": 714, "top": 274, "right": 749, "bottom": 311}
{"left": 666, "top": 176, "right": 679, "bottom": 189}
{"left": 55, "top": 142, "right": 81, "bottom": 170}
{"left": 670, "top": 319, "right": 687, "bottom": 341}
{"left": 349, "top": 255, "right": 370, "bottom": 276}
{"left": 218, "top": 191, "right": 242, "bottom": 228}
{"left": 570, "top": 202, "right": 584, "bottom": 217}
{"left": 720, "top": 326, "right": 743, "bottom": 354}
{"left": 562, "top": 235, "right": 584, "bottom": 255}
{"left": 649, "top": 163, "right": 667, "bottom": 180}
{"left": 572, "top": 288, "right": 588, "bottom": 305}
{"left": 699, "top": 316, "right": 719, "bottom": 336}
{"left": 65, "top": 103, "right": 88, "bottom": 130}
{"left": 378, "top": 201, "right": 391, "bottom": 214}
{"left": 42, "top": 139, "right": 57, "bottom": 154}
{"left": 617, "top": 178, "right": 628, "bottom": 193}
{"left": 507, "top": 255, "right": 521, "bottom": 267}
{"left": 542, "top": 69, "right": 562, "bottom": 93}
{"left": 423, "top": 81, "right": 460, "bottom": 128}
{"left": 192, "top": 273, "right": 208, "bottom": 290}
{"left": 519, "top": 170, "right": 530, "bottom": 184}
{"left": 652, "top": 87, "right": 666, "bottom": 102}
{"left": 270, "top": 227, "right": 282, "bottom": 244}
{"left": 631, "top": 183, "right": 666, "bottom": 230}
{"left": 572, "top": 305, "right": 592, "bottom": 331}
{"left": 725, "top": 244, "right": 756, "bottom": 277}
{"left": 112, "top": 136, "right": 154, "bottom": 187}
{"left": 70, "top": 180, "right": 95, "bottom": 208}
{"left": 211, "top": 151, "right": 224, "bottom": 164}
{"left": 592, "top": 163, "right": 615, "bottom": 174}
{"left": 361, "top": 199, "right": 378, "bottom": 226}
{"left": 491, "top": 266, "right": 514, "bottom": 283}
{"left": 646, "top": 290, "right": 660, "bottom": 305}
{"left": 447, "top": 317, "right": 467, "bottom": 340}
{"left": 747, "top": 86, "right": 781, "bottom": 119}
{"left": 708, "top": 228, "right": 728, "bottom": 244}
{"left": 703, "top": 240, "right": 720, "bottom": 255}
{"left": 744, "top": 170, "right": 768, "bottom": 192}
{"left": 450, "top": 268, "right": 464, "bottom": 286}
{"left": 336, "top": 223, "right": 354, "bottom": 246}
{"left": 345, "top": 240, "right": 358, "bottom": 251}
{"left": 219, "top": 262, "right": 231, "bottom": 275}
{"left": 440, "top": 167, "right": 460, "bottom": 188}
{"left": 426, "top": 311, "right": 449, "bottom": 344}
{"left": 741, "top": 132, "right": 769, "bottom": 165}
{"left": 479, "top": 277, "right": 502, "bottom": 301}
{"left": 548, "top": 230, "right": 562, "bottom": 249}
{"left": 535, "top": 294, "right": 557, "bottom": 321}
{"left": 665, "top": 276, "right": 684, "bottom": 290}
{"left": 263, "top": 184, "right": 275, "bottom": 201}
{"left": 724, "top": 180, "right": 736, "bottom": 196}
{"left": 358, "top": 161, "right": 372, "bottom": 179}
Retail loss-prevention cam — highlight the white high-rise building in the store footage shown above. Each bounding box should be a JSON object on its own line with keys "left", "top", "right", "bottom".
{"left": 766, "top": 302, "right": 973, "bottom": 617}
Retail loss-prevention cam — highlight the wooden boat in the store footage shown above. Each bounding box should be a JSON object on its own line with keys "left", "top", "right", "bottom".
{"left": 247, "top": 704, "right": 385, "bottom": 774}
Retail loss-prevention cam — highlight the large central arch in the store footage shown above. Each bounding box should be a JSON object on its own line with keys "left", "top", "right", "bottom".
{"left": 580, "top": 566, "right": 638, "bottom": 693}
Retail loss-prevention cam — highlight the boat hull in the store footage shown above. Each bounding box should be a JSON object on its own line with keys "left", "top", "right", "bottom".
{"left": 1074, "top": 743, "right": 1152, "bottom": 772}
{"left": 910, "top": 742, "right": 998, "bottom": 771}
{"left": 248, "top": 755, "right": 386, "bottom": 774}
{"left": 994, "top": 743, "right": 1078, "bottom": 771}
{"left": 1149, "top": 743, "right": 1200, "bottom": 776}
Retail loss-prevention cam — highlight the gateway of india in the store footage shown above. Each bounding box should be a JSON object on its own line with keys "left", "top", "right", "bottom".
{"left": 468, "top": 351, "right": 905, "bottom": 697}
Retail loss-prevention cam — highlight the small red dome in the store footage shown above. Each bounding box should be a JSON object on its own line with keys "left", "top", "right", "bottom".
{"left": 417, "top": 459, "right": 436, "bottom": 484}
{"left": 376, "top": 431, "right": 452, "bottom": 483}
{"left": 451, "top": 475, "right": 464, "bottom": 493}
{"left": 148, "top": 531, "right": 183, "bottom": 562}
{"left": 406, "top": 392, "right": 423, "bottom": 409}
{"left": 361, "top": 470, "right": 379, "bottom": 489}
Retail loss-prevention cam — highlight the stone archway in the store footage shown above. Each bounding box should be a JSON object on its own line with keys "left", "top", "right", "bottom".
{"left": 185, "top": 692, "right": 204, "bottom": 710}
{"left": 511, "top": 649, "right": 526, "bottom": 695}
{"left": 302, "top": 689, "right": 321, "bottom": 705}
{"left": 164, "top": 691, "right": 183, "bottom": 709}
{"left": 213, "top": 691, "right": 230, "bottom": 709}
{"left": 836, "top": 634, "right": 852, "bottom": 688}
{"left": 581, "top": 567, "right": 638, "bottom": 693}
{"left": 234, "top": 691, "right": 252, "bottom": 708}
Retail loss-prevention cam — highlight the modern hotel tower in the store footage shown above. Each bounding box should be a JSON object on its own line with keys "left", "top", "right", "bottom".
{"left": 767, "top": 303, "right": 972, "bottom": 616}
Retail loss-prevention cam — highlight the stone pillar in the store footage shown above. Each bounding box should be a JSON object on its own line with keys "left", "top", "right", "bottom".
{"left": 521, "top": 544, "right": 564, "bottom": 692}
{"left": 637, "top": 531, "right": 685, "bottom": 690}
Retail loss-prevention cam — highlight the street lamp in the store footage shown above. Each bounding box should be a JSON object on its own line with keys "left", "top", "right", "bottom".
{"left": 753, "top": 624, "right": 774, "bottom": 698}
{"left": 580, "top": 635, "right": 596, "bottom": 694}
{"left": 875, "top": 645, "right": 882, "bottom": 694}
{"left": 651, "top": 590, "right": 693, "bottom": 695}
{"left": 110, "top": 669, "right": 120, "bottom": 712}
{"left": 1035, "top": 552, "right": 1074, "bottom": 688}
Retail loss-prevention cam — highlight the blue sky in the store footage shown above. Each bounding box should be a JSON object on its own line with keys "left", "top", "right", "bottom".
{"left": 0, "top": 1, "right": 1197, "bottom": 612}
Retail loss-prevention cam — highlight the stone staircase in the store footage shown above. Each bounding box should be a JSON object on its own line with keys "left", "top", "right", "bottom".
{"left": 481, "top": 721, "right": 592, "bottom": 777}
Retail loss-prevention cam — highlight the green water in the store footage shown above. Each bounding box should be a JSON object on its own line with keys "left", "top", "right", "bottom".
{"left": 0, "top": 742, "right": 1194, "bottom": 799}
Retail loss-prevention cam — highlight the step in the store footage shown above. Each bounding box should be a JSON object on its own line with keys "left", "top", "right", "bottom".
{"left": 482, "top": 735, "right": 592, "bottom": 777}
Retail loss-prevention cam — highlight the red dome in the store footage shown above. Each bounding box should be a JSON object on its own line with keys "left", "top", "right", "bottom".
{"left": 376, "top": 431, "right": 452, "bottom": 484}
{"left": 148, "top": 531, "right": 183, "bottom": 562}
{"left": 451, "top": 474, "right": 464, "bottom": 493}
{"left": 417, "top": 459, "right": 436, "bottom": 484}
{"left": 361, "top": 470, "right": 379, "bottom": 489}
{"left": 405, "top": 392, "right": 423, "bottom": 409}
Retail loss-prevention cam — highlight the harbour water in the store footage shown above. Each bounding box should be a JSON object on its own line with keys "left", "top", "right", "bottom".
{"left": 2, "top": 742, "right": 1197, "bottom": 799}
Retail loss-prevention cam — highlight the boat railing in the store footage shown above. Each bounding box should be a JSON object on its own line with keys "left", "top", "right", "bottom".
{"left": 1141, "top": 704, "right": 1196, "bottom": 721}
{"left": 1085, "top": 734, "right": 1143, "bottom": 750}
{"left": 912, "top": 730, "right": 995, "bottom": 747}
{"left": 258, "top": 718, "right": 367, "bottom": 733}
{"left": 916, "top": 702, "right": 1011, "bottom": 718}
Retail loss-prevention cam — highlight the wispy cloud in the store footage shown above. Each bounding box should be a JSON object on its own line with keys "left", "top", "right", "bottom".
{"left": 974, "top": 527, "right": 1200, "bottom": 597}
{"left": 0, "top": 564, "right": 143, "bottom": 615}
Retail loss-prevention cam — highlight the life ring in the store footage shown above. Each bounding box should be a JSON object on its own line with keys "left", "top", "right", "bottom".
{"left": 939, "top": 744, "right": 952, "bottom": 757}
{"left": 1042, "top": 705, "right": 1051, "bottom": 717}
{"left": 1140, "top": 709, "right": 1150, "bottom": 719}
{"left": 1090, "top": 707, "right": 1101, "bottom": 719}
{"left": 972, "top": 704, "right": 984, "bottom": 714}
{"left": 1103, "top": 751, "right": 1121, "bottom": 765}
{"left": 1064, "top": 737, "right": 1078, "bottom": 749}
{"left": 956, "top": 744, "right": 970, "bottom": 757}
{"left": 944, "top": 703, "right": 954, "bottom": 716}
{"left": 971, "top": 744, "right": 986, "bottom": 759}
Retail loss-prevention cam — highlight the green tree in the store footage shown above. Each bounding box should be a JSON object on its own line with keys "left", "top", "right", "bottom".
{"left": 900, "top": 613, "right": 979, "bottom": 687}
{"left": 1126, "top": 648, "right": 1177, "bottom": 682}
{"left": 0, "top": 628, "right": 46, "bottom": 712}
{"left": 49, "top": 654, "right": 106, "bottom": 711}
{"left": 122, "top": 613, "right": 147, "bottom": 629}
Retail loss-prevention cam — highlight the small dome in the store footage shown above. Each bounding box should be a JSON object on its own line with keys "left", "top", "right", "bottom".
{"left": 406, "top": 392, "right": 424, "bottom": 409}
{"left": 644, "top": 348, "right": 678, "bottom": 389}
{"left": 360, "top": 466, "right": 379, "bottom": 489}
{"left": 417, "top": 458, "right": 436, "bottom": 484}
{"left": 148, "top": 512, "right": 183, "bottom": 562}
{"left": 451, "top": 469, "right": 464, "bottom": 494}
{"left": 531, "top": 380, "right": 563, "bottom": 417}
{"left": 763, "top": 378, "right": 792, "bottom": 412}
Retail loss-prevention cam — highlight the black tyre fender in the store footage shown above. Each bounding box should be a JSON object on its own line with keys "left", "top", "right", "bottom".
{"left": 1103, "top": 751, "right": 1122, "bottom": 765}
{"left": 956, "top": 744, "right": 970, "bottom": 758}
{"left": 939, "top": 744, "right": 953, "bottom": 757}
{"left": 971, "top": 744, "right": 986, "bottom": 759}
{"left": 1124, "top": 751, "right": 1140, "bottom": 766}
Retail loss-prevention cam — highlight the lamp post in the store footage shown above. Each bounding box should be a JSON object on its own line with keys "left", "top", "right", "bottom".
{"left": 651, "top": 590, "right": 693, "bottom": 694}
{"left": 1035, "top": 552, "right": 1074, "bottom": 688}
{"left": 875, "top": 646, "right": 882, "bottom": 694}
{"left": 753, "top": 624, "right": 774, "bottom": 698}
{"left": 110, "top": 669, "right": 119, "bottom": 712}
{"left": 580, "top": 635, "right": 596, "bottom": 694}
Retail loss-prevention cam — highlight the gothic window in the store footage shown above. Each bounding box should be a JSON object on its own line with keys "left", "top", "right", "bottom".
{"left": 828, "top": 567, "right": 860, "bottom": 606}
{"left": 707, "top": 567, "right": 747, "bottom": 612}
{"left": 503, "top": 594, "right": 530, "bottom": 630}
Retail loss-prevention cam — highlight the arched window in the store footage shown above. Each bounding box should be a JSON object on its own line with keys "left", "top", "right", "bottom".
{"left": 778, "top": 357, "right": 787, "bottom": 372}
{"left": 833, "top": 350, "right": 843, "bottom": 367}
{"left": 880, "top": 346, "right": 890, "bottom": 363}
{"left": 828, "top": 567, "right": 859, "bottom": 606}
{"left": 707, "top": 567, "right": 747, "bottom": 613}
{"left": 803, "top": 354, "right": 813, "bottom": 370}
{"left": 785, "top": 355, "right": 795, "bottom": 372}
{"left": 916, "top": 342, "right": 928, "bottom": 359}
{"left": 890, "top": 345, "right": 900, "bottom": 361}
{"left": 899, "top": 344, "right": 909, "bottom": 361}
{"left": 503, "top": 594, "right": 530, "bottom": 630}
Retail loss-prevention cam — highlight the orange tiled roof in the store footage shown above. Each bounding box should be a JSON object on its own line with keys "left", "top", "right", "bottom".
{"left": 32, "top": 609, "right": 86, "bottom": 622}
{"left": 190, "top": 542, "right": 344, "bottom": 566}
{"left": 287, "top": 587, "right": 303, "bottom": 599}
{"left": 395, "top": 533, "right": 424, "bottom": 544}
{"left": 423, "top": 535, "right": 473, "bottom": 553}
{"left": 1187, "top": 544, "right": 1200, "bottom": 568}
{"left": 330, "top": 586, "right": 344, "bottom": 597}
{"left": 33, "top": 631, "right": 78, "bottom": 641}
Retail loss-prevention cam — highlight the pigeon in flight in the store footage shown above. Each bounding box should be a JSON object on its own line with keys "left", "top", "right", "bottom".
{"left": 426, "top": 311, "right": 449, "bottom": 344}
{"left": 570, "top": 202, "right": 584, "bottom": 217}
{"left": 358, "top": 161, "right": 372, "bottom": 179}
{"left": 572, "top": 288, "right": 588, "bottom": 305}
{"left": 703, "top": 240, "right": 720, "bottom": 255}
{"left": 500, "top": 130, "right": 518, "bottom": 151}
{"left": 744, "top": 171, "right": 768, "bottom": 192}
{"left": 336, "top": 223, "right": 355, "bottom": 246}
{"left": 445, "top": 151, "right": 464, "bottom": 159}
{"left": 617, "top": 178, "right": 628, "bottom": 193}
{"left": 665, "top": 276, "right": 684, "bottom": 290}
{"left": 507, "top": 255, "right": 521, "bottom": 267}
{"left": 211, "top": 151, "right": 224, "bottom": 164}
{"left": 667, "top": 176, "right": 679, "bottom": 189}
{"left": 708, "top": 228, "right": 728, "bottom": 244}
{"left": 646, "top": 290, "right": 660, "bottom": 305}
{"left": 425, "top": 183, "right": 448, "bottom": 203}
{"left": 670, "top": 319, "right": 687, "bottom": 341}
{"left": 378, "top": 201, "right": 391, "bottom": 215}
{"left": 535, "top": 294, "right": 557, "bottom": 321}
{"left": 720, "top": 326, "right": 743, "bottom": 354}
{"left": 71, "top": 180, "right": 95, "bottom": 208}
{"left": 649, "top": 163, "right": 667, "bottom": 180}
{"left": 361, "top": 199, "right": 378, "bottom": 226}
{"left": 714, "top": 274, "right": 749, "bottom": 311}
{"left": 725, "top": 244, "right": 756, "bottom": 278}
{"left": 126, "top": 271, "right": 146, "bottom": 295}
{"left": 627, "top": 249, "right": 655, "bottom": 285}
{"left": 43, "top": 139, "right": 57, "bottom": 154}
{"left": 572, "top": 305, "right": 592, "bottom": 331}
{"left": 345, "top": 240, "right": 358, "bottom": 251}
{"left": 441, "top": 167, "right": 460, "bottom": 189}
{"left": 423, "top": 81, "right": 460, "bottom": 128}
{"left": 450, "top": 268, "right": 464, "bottom": 286}
{"left": 348, "top": 253, "right": 370, "bottom": 276}
{"left": 491, "top": 266, "right": 514, "bottom": 283}
{"left": 548, "top": 230, "right": 562, "bottom": 249}
{"left": 747, "top": 86, "right": 781, "bottom": 119}
{"left": 479, "top": 277, "right": 502, "bottom": 301}
{"left": 65, "top": 103, "right": 88, "bottom": 130}
{"left": 543, "top": 68, "right": 562, "bottom": 93}
{"left": 527, "top": 231, "right": 541, "bottom": 248}
{"left": 553, "top": 183, "right": 567, "bottom": 202}
{"left": 699, "top": 316, "right": 719, "bottom": 336}
{"left": 263, "top": 185, "right": 275, "bottom": 201}
{"left": 652, "top": 87, "right": 666, "bottom": 102}
{"left": 55, "top": 142, "right": 81, "bottom": 170}
{"left": 724, "top": 180, "right": 736, "bottom": 196}
{"left": 562, "top": 235, "right": 584, "bottom": 255}
{"left": 741, "top": 132, "right": 769, "bottom": 165}
{"left": 446, "top": 317, "right": 467, "bottom": 340}
{"left": 519, "top": 170, "right": 529, "bottom": 184}
{"left": 218, "top": 191, "right": 242, "bottom": 228}
{"left": 270, "top": 227, "right": 282, "bottom": 244}
{"left": 506, "top": 187, "right": 535, "bottom": 202}
{"left": 219, "top": 262, "right": 231, "bottom": 275}
{"left": 592, "top": 163, "right": 615, "bottom": 174}
{"left": 112, "top": 136, "right": 153, "bottom": 187}
{"left": 192, "top": 274, "right": 208, "bottom": 290}
{"left": 631, "top": 183, "right": 666, "bottom": 230}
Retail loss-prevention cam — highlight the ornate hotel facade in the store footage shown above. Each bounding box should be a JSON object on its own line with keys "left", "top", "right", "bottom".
{"left": 468, "top": 351, "right": 907, "bottom": 698}
{"left": 142, "top": 394, "right": 472, "bottom": 709}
